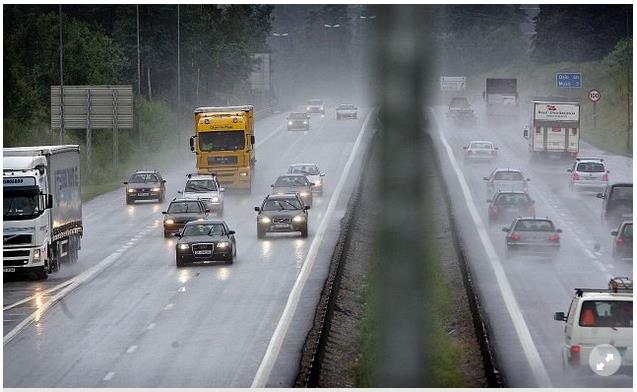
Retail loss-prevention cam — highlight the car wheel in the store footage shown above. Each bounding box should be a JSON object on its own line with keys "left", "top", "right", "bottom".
{"left": 164, "top": 230, "right": 170, "bottom": 238}
{"left": 126, "top": 197, "right": 133, "bottom": 205}
{"left": 301, "top": 226, "right": 308, "bottom": 238}
{"left": 257, "top": 227, "right": 266, "bottom": 239}
{"left": 176, "top": 258, "right": 184, "bottom": 268}
{"left": 226, "top": 256, "right": 234, "bottom": 265}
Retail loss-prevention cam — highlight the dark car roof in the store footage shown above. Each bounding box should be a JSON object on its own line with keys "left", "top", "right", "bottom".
{"left": 183, "top": 219, "right": 226, "bottom": 226}
{"left": 514, "top": 217, "right": 552, "bottom": 222}
{"left": 266, "top": 193, "right": 300, "bottom": 199}
{"left": 170, "top": 198, "right": 204, "bottom": 204}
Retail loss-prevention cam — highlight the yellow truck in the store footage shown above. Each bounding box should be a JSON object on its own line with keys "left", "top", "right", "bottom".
{"left": 189, "top": 105, "right": 255, "bottom": 190}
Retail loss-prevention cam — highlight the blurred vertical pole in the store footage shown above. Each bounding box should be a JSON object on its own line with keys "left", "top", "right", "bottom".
{"left": 177, "top": 4, "right": 181, "bottom": 148}
{"left": 372, "top": 4, "right": 434, "bottom": 386}
{"left": 59, "top": 5, "right": 65, "bottom": 145}
{"left": 137, "top": 5, "right": 142, "bottom": 148}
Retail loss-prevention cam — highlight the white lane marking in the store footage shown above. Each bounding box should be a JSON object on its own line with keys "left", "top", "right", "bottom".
{"left": 164, "top": 303, "right": 174, "bottom": 310}
{"left": 251, "top": 109, "right": 374, "bottom": 387}
{"left": 255, "top": 124, "right": 285, "bottom": 148}
{"left": 146, "top": 323, "right": 156, "bottom": 330}
{"left": 103, "top": 371, "right": 115, "bottom": 381}
{"left": 3, "top": 280, "right": 74, "bottom": 311}
{"left": 126, "top": 345, "right": 138, "bottom": 353}
{"left": 430, "top": 110, "right": 552, "bottom": 387}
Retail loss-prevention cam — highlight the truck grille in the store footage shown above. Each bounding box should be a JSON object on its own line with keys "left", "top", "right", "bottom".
{"left": 4, "top": 259, "right": 29, "bottom": 266}
{"left": 3, "top": 234, "right": 32, "bottom": 245}
{"left": 208, "top": 156, "right": 238, "bottom": 165}
{"left": 4, "top": 250, "right": 30, "bottom": 258}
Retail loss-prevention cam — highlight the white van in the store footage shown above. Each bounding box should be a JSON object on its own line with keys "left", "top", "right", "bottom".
{"left": 554, "top": 277, "right": 633, "bottom": 372}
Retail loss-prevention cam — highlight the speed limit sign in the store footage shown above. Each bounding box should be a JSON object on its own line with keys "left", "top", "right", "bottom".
{"left": 588, "top": 89, "right": 602, "bottom": 102}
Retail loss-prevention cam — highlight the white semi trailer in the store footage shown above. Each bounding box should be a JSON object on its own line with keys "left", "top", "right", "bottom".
{"left": 3, "top": 145, "right": 83, "bottom": 279}
{"left": 524, "top": 99, "right": 581, "bottom": 162}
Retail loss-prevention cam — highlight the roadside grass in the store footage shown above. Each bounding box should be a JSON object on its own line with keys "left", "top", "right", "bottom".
{"left": 81, "top": 182, "right": 121, "bottom": 202}
{"left": 356, "top": 170, "right": 469, "bottom": 387}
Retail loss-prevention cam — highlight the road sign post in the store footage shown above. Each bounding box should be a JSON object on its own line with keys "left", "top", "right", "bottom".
{"left": 588, "top": 89, "right": 601, "bottom": 130}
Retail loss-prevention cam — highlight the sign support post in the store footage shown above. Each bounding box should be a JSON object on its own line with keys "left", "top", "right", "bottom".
{"left": 588, "top": 89, "right": 601, "bottom": 131}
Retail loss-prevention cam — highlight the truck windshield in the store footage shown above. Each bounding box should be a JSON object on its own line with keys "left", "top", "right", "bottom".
{"left": 3, "top": 193, "right": 42, "bottom": 220}
{"left": 199, "top": 131, "right": 245, "bottom": 152}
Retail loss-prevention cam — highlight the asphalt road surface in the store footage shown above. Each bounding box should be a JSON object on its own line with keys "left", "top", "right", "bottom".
{"left": 3, "top": 108, "right": 375, "bottom": 387}
{"left": 429, "top": 104, "right": 632, "bottom": 388}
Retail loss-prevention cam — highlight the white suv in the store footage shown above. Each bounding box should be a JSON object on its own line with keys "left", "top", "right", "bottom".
{"left": 554, "top": 277, "right": 632, "bottom": 373}
{"left": 178, "top": 173, "right": 224, "bottom": 215}
{"left": 567, "top": 158, "right": 609, "bottom": 192}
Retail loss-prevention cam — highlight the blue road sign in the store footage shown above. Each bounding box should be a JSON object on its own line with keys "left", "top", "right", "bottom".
{"left": 555, "top": 73, "right": 582, "bottom": 88}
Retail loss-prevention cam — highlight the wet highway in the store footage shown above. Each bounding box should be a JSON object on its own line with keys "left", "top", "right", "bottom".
{"left": 3, "top": 108, "right": 375, "bottom": 387}
{"left": 429, "top": 104, "right": 632, "bottom": 388}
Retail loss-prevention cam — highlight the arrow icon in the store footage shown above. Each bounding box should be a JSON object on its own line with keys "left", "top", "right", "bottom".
{"left": 596, "top": 362, "right": 605, "bottom": 371}
{"left": 605, "top": 353, "right": 614, "bottom": 362}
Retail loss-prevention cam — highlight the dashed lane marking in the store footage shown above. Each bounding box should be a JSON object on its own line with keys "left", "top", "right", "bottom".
{"left": 103, "top": 372, "right": 115, "bottom": 381}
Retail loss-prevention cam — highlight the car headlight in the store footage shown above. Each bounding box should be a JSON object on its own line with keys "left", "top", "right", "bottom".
{"left": 288, "top": 121, "right": 293, "bottom": 125}
{"left": 240, "top": 172, "right": 248, "bottom": 176}
{"left": 306, "top": 106, "right": 311, "bottom": 111}
{"left": 260, "top": 216, "right": 271, "bottom": 223}
{"left": 217, "top": 241, "right": 230, "bottom": 249}
{"left": 211, "top": 197, "right": 219, "bottom": 203}
{"left": 303, "top": 121, "right": 308, "bottom": 124}
{"left": 314, "top": 180, "right": 321, "bottom": 186}
{"left": 178, "top": 243, "right": 189, "bottom": 250}
{"left": 165, "top": 219, "right": 175, "bottom": 225}
{"left": 127, "top": 188, "right": 135, "bottom": 193}
{"left": 151, "top": 187, "right": 161, "bottom": 192}
{"left": 300, "top": 192, "right": 309, "bottom": 197}
{"left": 292, "top": 215, "right": 306, "bottom": 222}
{"left": 33, "top": 249, "right": 41, "bottom": 261}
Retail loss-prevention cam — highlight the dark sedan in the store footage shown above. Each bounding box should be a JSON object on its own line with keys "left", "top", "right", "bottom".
{"left": 255, "top": 193, "right": 309, "bottom": 238}
{"left": 174, "top": 220, "right": 236, "bottom": 266}
{"left": 162, "top": 198, "right": 209, "bottom": 237}
{"left": 503, "top": 217, "right": 561, "bottom": 259}
{"left": 487, "top": 191, "right": 535, "bottom": 226}
{"left": 124, "top": 170, "right": 166, "bottom": 204}
{"left": 611, "top": 221, "right": 633, "bottom": 262}
{"left": 287, "top": 112, "right": 310, "bottom": 131}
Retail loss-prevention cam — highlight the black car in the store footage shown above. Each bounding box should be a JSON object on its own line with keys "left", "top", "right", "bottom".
{"left": 611, "top": 221, "right": 633, "bottom": 262}
{"left": 502, "top": 217, "right": 561, "bottom": 259}
{"left": 124, "top": 170, "right": 166, "bottom": 204}
{"left": 487, "top": 191, "right": 535, "bottom": 226}
{"left": 254, "top": 193, "right": 309, "bottom": 238}
{"left": 287, "top": 112, "right": 310, "bottom": 131}
{"left": 597, "top": 183, "right": 633, "bottom": 228}
{"left": 162, "top": 198, "right": 209, "bottom": 237}
{"left": 446, "top": 97, "right": 476, "bottom": 124}
{"left": 174, "top": 220, "right": 236, "bottom": 266}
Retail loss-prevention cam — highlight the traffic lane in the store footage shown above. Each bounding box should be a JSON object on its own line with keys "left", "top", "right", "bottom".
{"left": 2, "top": 112, "right": 292, "bottom": 331}
{"left": 439, "top": 111, "right": 631, "bottom": 387}
{"left": 3, "top": 110, "right": 371, "bottom": 387}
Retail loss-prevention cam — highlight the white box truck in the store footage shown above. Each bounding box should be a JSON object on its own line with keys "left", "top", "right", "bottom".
{"left": 524, "top": 99, "right": 580, "bottom": 162}
{"left": 3, "top": 145, "right": 83, "bottom": 279}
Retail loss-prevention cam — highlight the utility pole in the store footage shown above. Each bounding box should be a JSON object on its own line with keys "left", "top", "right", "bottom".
{"left": 59, "top": 5, "right": 65, "bottom": 145}
{"left": 177, "top": 4, "right": 181, "bottom": 147}
{"left": 137, "top": 5, "right": 142, "bottom": 147}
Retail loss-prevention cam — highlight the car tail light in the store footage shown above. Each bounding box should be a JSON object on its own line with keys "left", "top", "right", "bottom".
{"left": 572, "top": 173, "right": 580, "bottom": 181}
{"left": 510, "top": 232, "right": 521, "bottom": 241}
{"left": 616, "top": 237, "right": 625, "bottom": 246}
{"left": 549, "top": 233, "right": 560, "bottom": 241}
{"left": 569, "top": 345, "right": 581, "bottom": 364}
{"left": 602, "top": 174, "right": 609, "bottom": 182}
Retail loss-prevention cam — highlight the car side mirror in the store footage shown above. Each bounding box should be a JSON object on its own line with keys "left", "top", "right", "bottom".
{"left": 523, "top": 129, "right": 529, "bottom": 138}
{"left": 596, "top": 193, "right": 605, "bottom": 199}
{"left": 606, "top": 170, "right": 610, "bottom": 173}
{"left": 463, "top": 146, "right": 468, "bottom": 149}
{"left": 526, "top": 178, "right": 531, "bottom": 182}
{"left": 205, "top": 209, "right": 210, "bottom": 213}
{"left": 611, "top": 230, "right": 618, "bottom": 236}
{"left": 228, "top": 230, "right": 235, "bottom": 235}
{"left": 177, "top": 190, "right": 183, "bottom": 194}
{"left": 220, "top": 187, "right": 225, "bottom": 192}
{"left": 173, "top": 232, "right": 181, "bottom": 238}
{"left": 487, "top": 199, "right": 492, "bottom": 203}
{"left": 556, "top": 229, "right": 562, "bottom": 233}
{"left": 123, "top": 181, "right": 128, "bottom": 185}
{"left": 251, "top": 135, "right": 255, "bottom": 145}
{"left": 320, "top": 173, "right": 325, "bottom": 177}
{"left": 304, "top": 205, "right": 310, "bottom": 210}
{"left": 567, "top": 169, "right": 572, "bottom": 173}
{"left": 161, "top": 179, "right": 166, "bottom": 183}
{"left": 483, "top": 177, "right": 489, "bottom": 181}
{"left": 46, "top": 194, "right": 53, "bottom": 209}
{"left": 310, "top": 182, "right": 315, "bottom": 186}
{"left": 270, "top": 184, "right": 274, "bottom": 187}
{"left": 502, "top": 227, "right": 510, "bottom": 232}
{"left": 189, "top": 136, "right": 196, "bottom": 153}
{"left": 254, "top": 206, "right": 260, "bottom": 212}
{"left": 162, "top": 211, "right": 167, "bottom": 214}
{"left": 554, "top": 312, "right": 566, "bottom": 322}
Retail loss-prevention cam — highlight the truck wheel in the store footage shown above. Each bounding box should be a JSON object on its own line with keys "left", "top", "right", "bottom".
{"left": 34, "top": 265, "right": 48, "bottom": 280}
{"left": 257, "top": 227, "right": 266, "bottom": 239}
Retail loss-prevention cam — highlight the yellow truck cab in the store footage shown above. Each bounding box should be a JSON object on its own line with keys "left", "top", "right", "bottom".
{"left": 190, "top": 105, "right": 255, "bottom": 191}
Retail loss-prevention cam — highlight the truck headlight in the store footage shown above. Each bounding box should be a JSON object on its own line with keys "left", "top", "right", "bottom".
{"left": 217, "top": 241, "right": 230, "bottom": 249}
{"left": 178, "top": 243, "right": 189, "bottom": 250}
{"left": 292, "top": 215, "right": 306, "bottom": 223}
{"left": 127, "top": 188, "right": 135, "bottom": 193}
{"left": 211, "top": 197, "right": 219, "bottom": 203}
{"left": 260, "top": 216, "right": 271, "bottom": 223}
{"left": 165, "top": 219, "right": 175, "bottom": 225}
{"left": 300, "top": 192, "right": 309, "bottom": 197}
{"left": 288, "top": 121, "right": 293, "bottom": 125}
{"left": 314, "top": 180, "right": 321, "bottom": 186}
{"left": 33, "top": 249, "right": 41, "bottom": 261}
{"left": 151, "top": 187, "right": 161, "bottom": 192}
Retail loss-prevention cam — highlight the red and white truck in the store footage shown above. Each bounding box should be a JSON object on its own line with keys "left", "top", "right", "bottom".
{"left": 524, "top": 99, "right": 580, "bottom": 162}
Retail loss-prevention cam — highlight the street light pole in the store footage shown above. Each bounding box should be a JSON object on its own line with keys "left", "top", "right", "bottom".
{"left": 59, "top": 5, "right": 65, "bottom": 144}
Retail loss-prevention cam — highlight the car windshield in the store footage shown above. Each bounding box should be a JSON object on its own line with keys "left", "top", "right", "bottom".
{"left": 579, "top": 300, "right": 632, "bottom": 328}
{"left": 470, "top": 142, "right": 492, "bottom": 149}
{"left": 610, "top": 186, "right": 633, "bottom": 201}
{"left": 338, "top": 104, "right": 355, "bottom": 109}
{"left": 514, "top": 220, "right": 555, "bottom": 232}
{"left": 622, "top": 223, "right": 633, "bottom": 238}
{"left": 288, "top": 165, "right": 319, "bottom": 175}
{"left": 289, "top": 113, "right": 307, "bottom": 119}
{"left": 577, "top": 162, "right": 605, "bottom": 172}
{"left": 129, "top": 173, "right": 158, "bottom": 183}
{"left": 274, "top": 176, "right": 309, "bottom": 187}
{"left": 262, "top": 198, "right": 302, "bottom": 211}
{"left": 3, "top": 194, "right": 42, "bottom": 220}
{"left": 495, "top": 194, "right": 530, "bottom": 205}
{"left": 185, "top": 179, "right": 217, "bottom": 192}
{"left": 450, "top": 98, "right": 470, "bottom": 108}
{"left": 182, "top": 223, "right": 225, "bottom": 237}
{"left": 308, "top": 100, "right": 322, "bottom": 105}
{"left": 167, "top": 201, "right": 203, "bottom": 214}
{"left": 199, "top": 131, "right": 245, "bottom": 151}
{"left": 494, "top": 171, "right": 523, "bottom": 181}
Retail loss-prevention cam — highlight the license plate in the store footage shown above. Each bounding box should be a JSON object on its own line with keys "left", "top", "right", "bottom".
{"left": 3, "top": 268, "right": 15, "bottom": 273}
{"left": 137, "top": 193, "right": 149, "bottom": 196}
{"left": 273, "top": 224, "right": 291, "bottom": 229}
{"left": 194, "top": 250, "right": 212, "bottom": 255}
